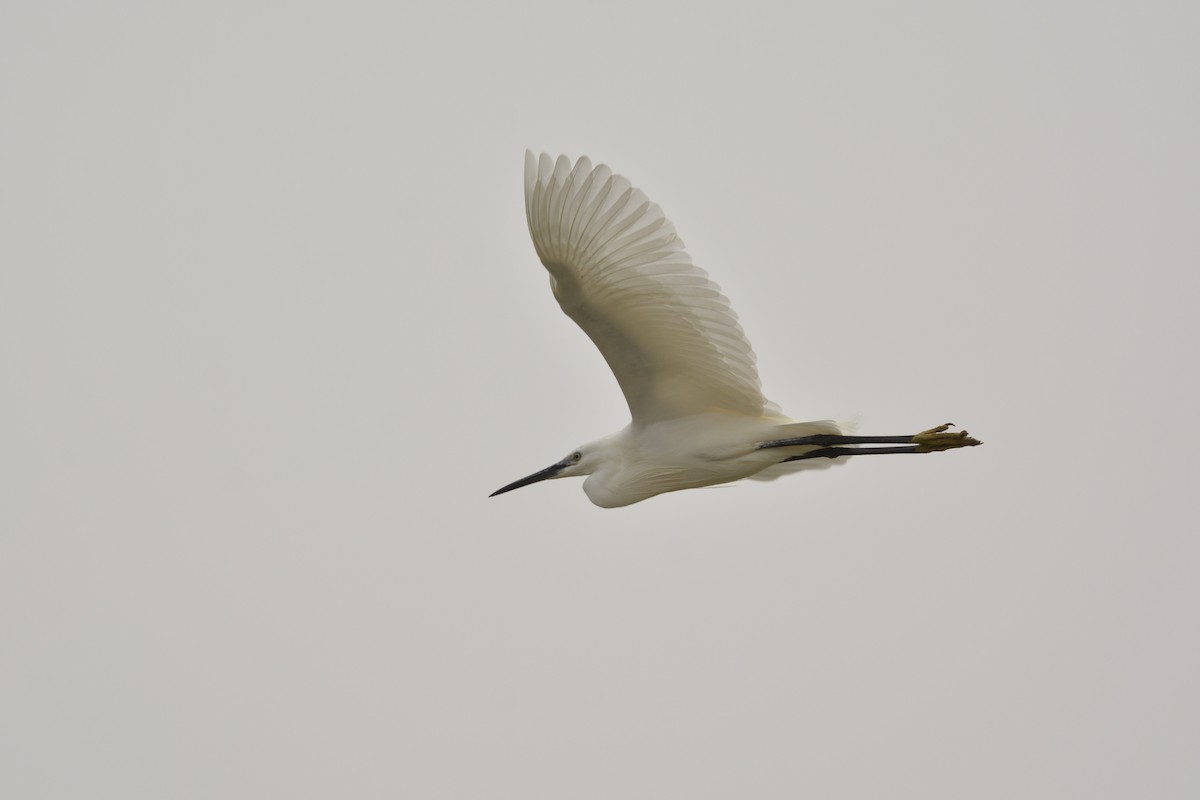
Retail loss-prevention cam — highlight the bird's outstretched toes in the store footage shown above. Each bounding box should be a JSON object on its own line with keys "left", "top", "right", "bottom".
{"left": 910, "top": 423, "right": 982, "bottom": 452}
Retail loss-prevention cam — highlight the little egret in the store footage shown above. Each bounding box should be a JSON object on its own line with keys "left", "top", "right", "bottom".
{"left": 492, "top": 152, "right": 981, "bottom": 507}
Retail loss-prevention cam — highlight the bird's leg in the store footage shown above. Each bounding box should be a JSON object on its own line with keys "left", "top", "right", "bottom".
{"left": 780, "top": 446, "right": 921, "bottom": 462}
{"left": 760, "top": 423, "right": 981, "bottom": 461}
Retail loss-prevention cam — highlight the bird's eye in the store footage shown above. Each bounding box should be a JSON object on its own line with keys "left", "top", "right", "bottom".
{"left": 572, "top": 451, "right": 582, "bottom": 462}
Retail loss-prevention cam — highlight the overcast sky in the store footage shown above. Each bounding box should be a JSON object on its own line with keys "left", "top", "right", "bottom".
{"left": 3, "top": 1, "right": 1198, "bottom": 797}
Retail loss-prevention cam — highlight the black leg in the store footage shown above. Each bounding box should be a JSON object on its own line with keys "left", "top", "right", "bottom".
{"left": 759, "top": 423, "right": 982, "bottom": 454}
{"left": 758, "top": 434, "right": 914, "bottom": 449}
{"left": 780, "top": 445, "right": 923, "bottom": 462}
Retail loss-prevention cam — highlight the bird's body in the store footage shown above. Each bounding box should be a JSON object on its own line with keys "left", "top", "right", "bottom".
{"left": 571, "top": 415, "right": 841, "bottom": 508}
{"left": 492, "top": 152, "right": 980, "bottom": 507}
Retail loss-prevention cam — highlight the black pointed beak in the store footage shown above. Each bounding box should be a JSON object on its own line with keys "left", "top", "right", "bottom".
{"left": 490, "top": 461, "right": 568, "bottom": 497}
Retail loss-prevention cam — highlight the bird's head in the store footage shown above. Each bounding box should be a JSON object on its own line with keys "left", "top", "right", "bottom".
{"left": 489, "top": 443, "right": 604, "bottom": 498}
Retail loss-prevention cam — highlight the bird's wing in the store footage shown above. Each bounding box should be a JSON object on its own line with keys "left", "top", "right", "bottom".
{"left": 524, "top": 152, "right": 773, "bottom": 424}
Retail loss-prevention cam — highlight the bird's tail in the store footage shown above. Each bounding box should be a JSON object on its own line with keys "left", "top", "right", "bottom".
{"left": 748, "top": 419, "right": 849, "bottom": 482}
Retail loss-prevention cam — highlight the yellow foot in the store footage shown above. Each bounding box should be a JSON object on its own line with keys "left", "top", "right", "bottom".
{"left": 911, "top": 423, "right": 983, "bottom": 452}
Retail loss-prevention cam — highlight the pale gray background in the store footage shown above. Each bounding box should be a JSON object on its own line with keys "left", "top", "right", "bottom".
{"left": 3, "top": 1, "right": 1197, "bottom": 797}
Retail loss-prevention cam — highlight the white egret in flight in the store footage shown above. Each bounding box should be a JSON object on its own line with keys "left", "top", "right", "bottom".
{"left": 492, "top": 152, "right": 980, "bottom": 507}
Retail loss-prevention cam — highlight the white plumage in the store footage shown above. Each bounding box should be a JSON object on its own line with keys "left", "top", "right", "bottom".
{"left": 493, "top": 152, "right": 980, "bottom": 507}
{"left": 524, "top": 152, "right": 769, "bottom": 423}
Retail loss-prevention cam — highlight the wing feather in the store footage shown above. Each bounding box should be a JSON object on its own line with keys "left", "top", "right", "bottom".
{"left": 523, "top": 152, "right": 776, "bottom": 424}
